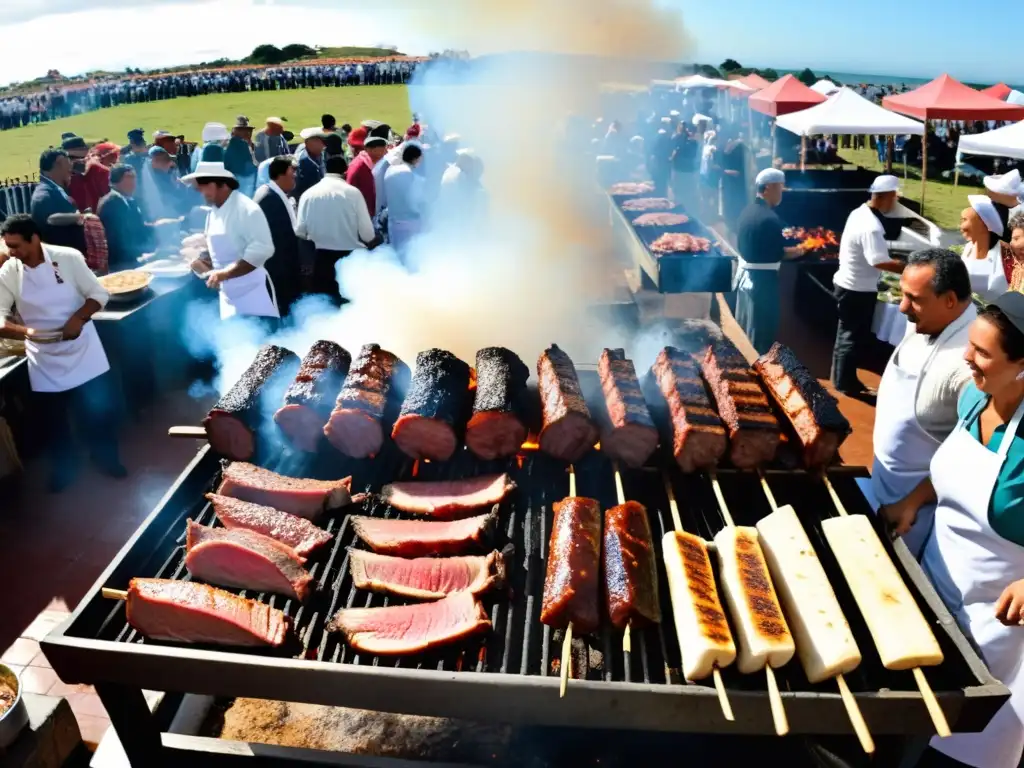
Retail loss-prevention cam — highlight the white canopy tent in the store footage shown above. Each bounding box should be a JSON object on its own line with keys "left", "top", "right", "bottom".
{"left": 1008, "top": 90, "right": 1024, "bottom": 106}
{"left": 674, "top": 74, "right": 731, "bottom": 90}
{"left": 775, "top": 87, "right": 925, "bottom": 136}
{"left": 958, "top": 120, "right": 1024, "bottom": 160}
{"left": 810, "top": 79, "right": 840, "bottom": 96}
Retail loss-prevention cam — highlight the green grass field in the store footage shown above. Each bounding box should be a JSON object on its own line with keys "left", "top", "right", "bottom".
{"left": 0, "top": 85, "right": 413, "bottom": 179}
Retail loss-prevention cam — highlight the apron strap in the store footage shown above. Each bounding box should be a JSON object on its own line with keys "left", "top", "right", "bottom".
{"left": 998, "top": 397, "right": 1024, "bottom": 461}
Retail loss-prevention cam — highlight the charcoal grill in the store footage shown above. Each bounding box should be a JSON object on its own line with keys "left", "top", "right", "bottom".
{"left": 42, "top": 369, "right": 1008, "bottom": 767}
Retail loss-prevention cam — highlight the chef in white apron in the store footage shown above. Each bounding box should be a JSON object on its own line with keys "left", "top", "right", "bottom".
{"left": 961, "top": 195, "right": 1011, "bottom": 303}
{"left": 913, "top": 293, "right": 1024, "bottom": 768}
{"left": 0, "top": 214, "right": 123, "bottom": 491}
{"left": 873, "top": 250, "right": 976, "bottom": 557}
{"left": 180, "top": 161, "right": 278, "bottom": 325}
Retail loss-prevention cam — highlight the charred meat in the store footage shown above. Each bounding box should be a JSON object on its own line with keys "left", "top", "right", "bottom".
{"left": 632, "top": 212, "right": 690, "bottom": 227}
{"left": 324, "top": 344, "right": 409, "bottom": 459}
{"left": 620, "top": 197, "right": 675, "bottom": 212}
{"left": 350, "top": 508, "right": 499, "bottom": 557}
{"left": 348, "top": 547, "right": 510, "bottom": 600}
{"left": 206, "top": 494, "right": 333, "bottom": 557}
{"left": 217, "top": 462, "right": 353, "bottom": 520}
{"left": 598, "top": 348, "right": 658, "bottom": 468}
{"left": 185, "top": 521, "right": 312, "bottom": 602}
{"left": 328, "top": 590, "right": 491, "bottom": 656}
{"left": 700, "top": 343, "right": 780, "bottom": 469}
{"left": 650, "top": 233, "right": 712, "bottom": 255}
{"left": 125, "top": 578, "right": 289, "bottom": 647}
{"left": 753, "top": 343, "right": 850, "bottom": 468}
{"left": 608, "top": 182, "right": 654, "bottom": 197}
{"left": 466, "top": 347, "right": 530, "bottom": 460}
{"left": 537, "top": 344, "right": 599, "bottom": 462}
{"left": 540, "top": 496, "right": 602, "bottom": 634}
{"left": 203, "top": 345, "right": 299, "bottom": 461}
{"left": 380, "top": 474, "right": 515, "bottom": 518}
{"left": 651, "top": 347, "right": 727, "bottom": 472}
{"left": 603, "top": 501, "right": 661, "bottom": 629}
{"left": 392, "top": 349, "right": 472, "bottom": 461}
{"left": 274, "top": 341, "right": 351, "bottom": 453}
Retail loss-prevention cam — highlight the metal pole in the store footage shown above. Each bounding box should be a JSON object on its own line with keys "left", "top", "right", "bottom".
{"left": 920, "top": 120, "right": 928, "bottom": 219}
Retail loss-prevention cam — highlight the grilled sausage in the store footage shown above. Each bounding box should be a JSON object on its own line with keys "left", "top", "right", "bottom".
{"left": 540, "top": 496, "right": 602, "bottom": 633}
{"left": 603, "top": 501, "right": 660, "bottom": 629}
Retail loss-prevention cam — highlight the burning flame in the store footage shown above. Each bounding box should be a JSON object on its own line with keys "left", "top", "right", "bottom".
{"left": 468, "top": 367, "right": 477, "bottom": 392}
{"left": 412, "top": 460, "right": 420, "bottom": 477}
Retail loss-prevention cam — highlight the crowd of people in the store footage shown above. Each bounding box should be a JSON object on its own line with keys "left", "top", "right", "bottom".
{"left": 0, "top": 60, "right": 423, "bottom": 131}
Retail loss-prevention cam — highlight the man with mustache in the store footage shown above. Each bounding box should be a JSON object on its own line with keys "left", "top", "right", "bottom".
{"left": 873, "top": 248, "right": 976, "bottom": 557}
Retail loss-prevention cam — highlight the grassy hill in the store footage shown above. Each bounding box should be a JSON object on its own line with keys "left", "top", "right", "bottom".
{"left": 0, "top": 86, "right": 413, "bottom": 179}
{"left": 314, "top": 46, "right": 405, "bottom": 59}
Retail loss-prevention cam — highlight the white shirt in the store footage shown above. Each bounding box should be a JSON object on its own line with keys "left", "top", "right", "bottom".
{"left": 269, "top": 181, "right": 296, "bottom": 227}
{"left": 373, "top": 146, "right": 402, "bottom": 215}
{"left": 383, "top": 163, "right": 423, "bottom": 222}
{"left": 295, "top": 174, "right": 375, "bottom": 251}
{"left": 206, "top": 190, "right": 275, "bottom": 269}
{"left": 896, "top": 303, "right": 977, "bottom": 440}
{"left": 833, "top": 203, "right": 892, "bottom": 292}
{"left": 962, "top": 239, "right": 1008, "bottom": 302}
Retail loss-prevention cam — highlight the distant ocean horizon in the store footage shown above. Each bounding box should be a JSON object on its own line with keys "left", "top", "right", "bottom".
{"left": 781, "top": 69, "right": 1024, "bottom": 92}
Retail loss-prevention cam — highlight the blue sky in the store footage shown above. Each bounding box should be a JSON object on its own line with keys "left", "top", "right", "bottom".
{"left": 0, "top": 0, "right": 1016, "bottom": 86}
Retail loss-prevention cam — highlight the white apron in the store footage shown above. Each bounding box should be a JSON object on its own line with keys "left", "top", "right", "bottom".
{"left": 206, "top": 213, "right": 278, "bottom": 320}
{"left": 963, "top": 241, "right": 1008, "bottom": 303}
{"left": 871, "top": 319, "right": 964, "bottom": 557}
{"left": 732, "top": 258, "right": 780, "bottom": 292}
{"left": 922, "top": 396, "right": 1024, "bottom": 767}
{"left": 18, "top": 254, "right": 109, "bottom": 393}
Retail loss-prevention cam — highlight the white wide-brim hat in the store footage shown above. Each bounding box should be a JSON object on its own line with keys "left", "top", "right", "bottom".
{"left": 181, "top": 161, "right": 238, "bottom": 188}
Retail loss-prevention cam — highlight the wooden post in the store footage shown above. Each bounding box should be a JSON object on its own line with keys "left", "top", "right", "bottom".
{"left": 800, "top": 135, "right": 807, "bottom": 172}
{"left": 885, "top": 135, "right": 894, "bottom": 174}
{"left": 920, "top": 120, "right": 928, "bottom": 219}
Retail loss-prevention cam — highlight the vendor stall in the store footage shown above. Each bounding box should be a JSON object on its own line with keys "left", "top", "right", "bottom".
{"left": 958, "top": 119, "right": 1024, "bottom": 161}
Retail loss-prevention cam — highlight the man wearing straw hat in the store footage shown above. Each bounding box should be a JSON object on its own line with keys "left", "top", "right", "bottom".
{"left": 180, "top": 161, "right": 278, "bottom": 326}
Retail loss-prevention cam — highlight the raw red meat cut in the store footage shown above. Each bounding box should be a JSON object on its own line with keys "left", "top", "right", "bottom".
{"left": 185, "top": 521, "right": 312, "bottom": 602}
{"left": 380, "top": 474, "right": 515, "bottom": 518}
{"left": 348, "top": 547, "right": 509, "bottom": 600}
{"left": 206, "top": 494, "right": 333, "bottom": 557}
{"left": 125, "top": 578, "right": 289, "bottom": 647}
{"left": 350, "top": 509, "right": 499, "bottom": 557}
{"left": 328, "top": 590, "right": 491, "bottom": 655}
{"left": 217, "top": 462, "right": 353, "bottom": 520}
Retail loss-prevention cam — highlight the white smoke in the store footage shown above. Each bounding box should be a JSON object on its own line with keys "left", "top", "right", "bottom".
{"left": 186, "top": 0, "right": 690, "bottom": 392}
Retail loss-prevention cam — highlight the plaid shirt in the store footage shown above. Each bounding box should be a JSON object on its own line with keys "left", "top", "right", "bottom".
{"left": 82, "top": 216, "right": 109, "bottom": 274}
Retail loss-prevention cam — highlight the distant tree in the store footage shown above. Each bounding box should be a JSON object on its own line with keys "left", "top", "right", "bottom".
{"left": 797, "top": 67, "right": 817, "bottom": 86}
{"left": 248, "top": 44, "right": 285, "bottom": 65}
{"left": 124, "top": 66, "right": 133, "bottom": 75}
{"left": 759, "top": 68, "right": 779, "bottom": 80}
{"left": 280, "top": 44, "right": 316, "bottom": 60}
{"left": 720, "top": 58, "right": 741, "bottom": 72}
{"left": 697, "top": 64, "right": 722, "bottom": 79}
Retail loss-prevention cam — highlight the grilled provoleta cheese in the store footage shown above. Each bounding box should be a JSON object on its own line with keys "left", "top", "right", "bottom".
{"left": 662, "top": 531, "right": 736, "bottom": 681}
{"left": 757, "top": 505, "right": 861, "bottom": 683}
{"left": 822, "top": 515, "right": 943, "bottom": 671}
{"left": 714, "top": 526, "right": 795, "bottom": 675}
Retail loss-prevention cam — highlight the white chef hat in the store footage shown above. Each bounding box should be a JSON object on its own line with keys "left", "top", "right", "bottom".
{"left": 984, "top": 169, "right": 1023, "bottom": 198}
{"left": 658, "top": 128, "right": 667, "bottom": 134}
{"left": 661, "top": 116, "right": 673, "bottom": 124}
{"left": 869, "top": 174, "right": 901, "bottom": 194}
{"left": 756, "top": 168, "right": 786, "bottom": 187}
{"left": 692, "top": 113, "right": 711, "bottom": 125}
{"left": 629, "top": 135, "right": 644, "bottom": 144}
{"left": 201, "top": 122, "right": 229, "bottom": 143}
{"left": 669, "top": 110, "right": 680, "bottom": 117}
{"left": 968, "top": 195, "right": 1004, "bottom": 235}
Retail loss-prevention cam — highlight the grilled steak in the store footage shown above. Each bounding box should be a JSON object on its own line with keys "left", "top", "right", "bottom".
{"left": 650, "top": 233, "right": 711, "bottom": 254}
{"left": 466, "top": 347, "right": 530, "bottom": 460}
{"left": 598, "top": 348, "right": 658, "bottom": 468}
{"left": 700, "top": 343, "right": 781, "bottom": 469}
{"left": 125, "top": 578, "right": 289, "bottom": 647}
{"left": 348, "top": 547, "right": 510, "bottom": 600}
{"left": 380, "top": 474, "right": 515, "bottom": 518}
{"left": 324, "top": 344, "right": 409, "bottom": 459}
{"left": 185, "top": 521, "right": 312, "bottom": 602}
{"left": 540, "top": 496, "right": 602, "bottom": 633}
{"left": 537, "top": 345, "right": 599, "bottom": 462}
{"left": 754, "top": 343, "right": 851, "bottom": 468}
{"left": 274, "top": 341, "right": 351, "bottom": 453}
{"left": 351, "top": 508, "right": 499, "bottom": 557}
{"left": 218, "top": 462, "right": 353, "bottom": 520}
{"left": 329, "top": 590, "right": 491, "bottom": 655}
{"left": 632, "top": 212, "right": 690, "bottom": 227}
{"left": 603, "top": 501, "right": 660, "bottom": 629}
{"left": 203, "top": 345, "right": 300, "bottom": 461}
{"left": 651, "top": 347, "right": 727, "bottom": 472}
{"left": 206, "top": 494, "right": 333, "bottom": 557}
{"left": 392, "top": 349, "right": 472, "bottom": 461}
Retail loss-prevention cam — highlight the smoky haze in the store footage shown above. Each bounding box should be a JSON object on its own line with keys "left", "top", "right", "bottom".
{"left": 188, "top": 0, "right": 690, "bottom": 393}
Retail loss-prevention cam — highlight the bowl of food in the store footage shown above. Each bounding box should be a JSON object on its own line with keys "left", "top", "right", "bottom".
{"left": 0, "top": 663, "right": 28, "bottom": 749}
{"left": 98, "top": 269, "right": 154, "bottom": 304}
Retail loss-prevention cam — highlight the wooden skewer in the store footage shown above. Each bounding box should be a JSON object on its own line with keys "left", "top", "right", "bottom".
{"left": 613, "top": 463, "right": 634, "bottom": 672}
{"left": 822, "top": 472, "right": 950, "bottom": 739}
{"left": 560, "top": 465, "right": 577, "bottom": 699}
{"left": 168, "top": 425, "right": 208, "bottom": 439}
{"left": 712, "top": 471, "right": 787, "bottom": 736}
{"left": 102, "top": 588, "right": 127, "bottom": 600}
{"left": 759, "top": 471, "right": 874, "bottom": 754}
{"left": 663, "top": 472, "right": 734, "bottom": 722}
